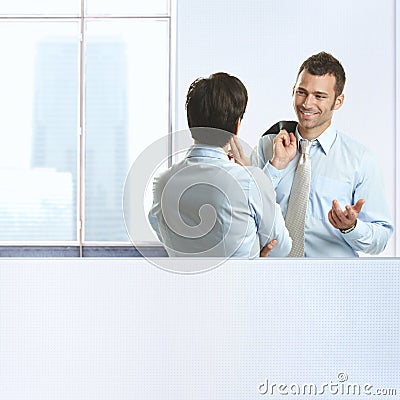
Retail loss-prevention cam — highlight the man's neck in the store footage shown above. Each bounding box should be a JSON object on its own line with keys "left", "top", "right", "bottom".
{"left": 194, "top": 140, "right": 229, "bottom": 154}
{"left": 298, "top": 122, "right": 331, "bottom": 141}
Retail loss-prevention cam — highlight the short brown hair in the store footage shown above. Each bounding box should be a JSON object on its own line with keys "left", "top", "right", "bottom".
{"left": 297, "top": 51, "right": 346, "bottom": 97}
{"left": 186, "top": 72, "right": 248, "bottom": 135}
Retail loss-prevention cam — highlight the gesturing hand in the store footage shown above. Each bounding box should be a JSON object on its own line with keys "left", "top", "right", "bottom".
{"left": 270, "top": 129, "right": 298, "bottom": 170}
{"left": 328, "top": 199, "right": 365, "bottom": 231}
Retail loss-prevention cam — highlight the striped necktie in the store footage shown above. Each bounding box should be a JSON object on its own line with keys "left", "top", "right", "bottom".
{"left": 285, "top": 139, "right": 312, "bottom": 257}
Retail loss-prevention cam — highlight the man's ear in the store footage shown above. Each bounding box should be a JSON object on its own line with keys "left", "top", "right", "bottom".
{"left": 333, "top": 93, "right": 344, "bottom": 110}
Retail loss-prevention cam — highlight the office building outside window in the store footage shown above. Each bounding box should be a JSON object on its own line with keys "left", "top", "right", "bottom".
{"left": 0, "top": 1, "right": 172, "bottom": 251}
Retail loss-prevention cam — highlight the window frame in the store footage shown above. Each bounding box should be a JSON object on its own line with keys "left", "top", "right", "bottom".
{"left": 0, "top": 0, "right": 175, "bottom": 256}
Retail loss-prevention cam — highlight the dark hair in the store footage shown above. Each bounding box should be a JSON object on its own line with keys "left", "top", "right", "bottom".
{"left": 297, "top": 51, "right": 346, "bottom": 97}
{"left": 185, "top": 72, "right": 248, "bottom": 145}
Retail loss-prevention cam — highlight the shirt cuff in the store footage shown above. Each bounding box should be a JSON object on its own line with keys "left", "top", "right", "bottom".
{"left": 340, "top": 218, "right": 368, "bottom": 241}
{"left": 265, "top": 161, "right": 286, "bottom": 188}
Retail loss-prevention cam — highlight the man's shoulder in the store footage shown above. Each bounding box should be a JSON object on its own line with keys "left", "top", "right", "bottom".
{"left": 153, "top": 159, "right": 186, "bottom": 185}
{"left": 334, "top": 130, "right": 374, "bottom": 158}
{"left": 258, "top": 133, "right": 276, "bottom": 146}
{"left": 234, "top": 165, "right": 273, "bottom": 189}
{"left": 251, "top": 134, "right": 275, "bottom": 168}
{"left": 335, "top": 129, "right": 361, "bottom": 144}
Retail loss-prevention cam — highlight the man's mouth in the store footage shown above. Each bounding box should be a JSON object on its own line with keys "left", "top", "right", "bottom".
{"left": 300, "top": 109, "right": 318, "bottom": 117}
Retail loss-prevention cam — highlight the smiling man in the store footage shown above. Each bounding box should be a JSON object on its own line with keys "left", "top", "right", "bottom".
{"left": 246, "top": 51, "right": 393, "bottom": 257}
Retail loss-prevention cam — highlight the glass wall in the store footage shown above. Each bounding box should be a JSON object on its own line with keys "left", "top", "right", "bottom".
{"left": 0, "top": 1, "right": 171, "bottom": 244}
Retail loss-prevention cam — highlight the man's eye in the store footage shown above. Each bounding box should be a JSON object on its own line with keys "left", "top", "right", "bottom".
{"left": 316, "top": 95, "right": 327, "bottom": 99}
{"left": 296, "top": 90, "right": 306, "bottom": 96}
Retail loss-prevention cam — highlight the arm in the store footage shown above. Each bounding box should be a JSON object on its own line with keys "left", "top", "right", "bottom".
{"left": 327, "top": 153, "right": 394, "bottom": 255}
{"left": 250, "top": 133, "right": 297, "bottom": 194}
{"left": 147, "top": 175, "right": 164, "bottom": 243}
{"left": 148, "top": 209, "right": 163, "bottom": 242}
{"left": 264, "top": 203, "right": 292, "bottom": 257}
{"left": 249, "top": 167, "right": 292, "bottom": 257}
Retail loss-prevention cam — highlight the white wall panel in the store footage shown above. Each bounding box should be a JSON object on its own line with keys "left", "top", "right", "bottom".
{"left": 0, "top": 258, "right": 399, "bottom": 399}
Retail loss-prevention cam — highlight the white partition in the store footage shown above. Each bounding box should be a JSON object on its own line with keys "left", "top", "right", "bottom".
{"left": 0, "top": 258, "right": 399, "bottom": 399}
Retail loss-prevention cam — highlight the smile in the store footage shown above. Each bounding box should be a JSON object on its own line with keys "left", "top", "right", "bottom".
{"left": 300, "top": 109, "right": 318, "bottom": 116}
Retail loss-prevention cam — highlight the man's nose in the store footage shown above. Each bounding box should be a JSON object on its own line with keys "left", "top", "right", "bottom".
{"left": 303, "top": 94, "right": 313, "bottom": 108}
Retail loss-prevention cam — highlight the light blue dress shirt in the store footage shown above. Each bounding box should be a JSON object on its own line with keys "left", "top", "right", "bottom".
{"left": 149, "top": 144, "right": 291, "bottom": 258}
{"left": 251, "top": 125, "right": 394, "bottom": 257}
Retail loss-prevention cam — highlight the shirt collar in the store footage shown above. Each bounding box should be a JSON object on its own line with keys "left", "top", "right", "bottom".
{"left": 295, "top": 124, "right": 337, "bottom": 155}
{"left": 186, "top": 144, "right": 229, "bottom": 160}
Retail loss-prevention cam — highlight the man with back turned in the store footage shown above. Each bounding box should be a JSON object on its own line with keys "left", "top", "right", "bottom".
{"left": 148, "top": 72, "right": 291, "bottom": 257}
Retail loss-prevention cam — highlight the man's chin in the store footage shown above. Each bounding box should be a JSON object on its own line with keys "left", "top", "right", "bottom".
{"left": 297, "top": 120, "right": 316, "bottom": 130}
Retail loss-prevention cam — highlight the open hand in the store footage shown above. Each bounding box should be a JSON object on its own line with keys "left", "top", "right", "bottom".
{"left": 328, "top": 199, "right": 365, "bottom": 231}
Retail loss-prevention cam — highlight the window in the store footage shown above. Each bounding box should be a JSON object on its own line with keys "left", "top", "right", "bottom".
{"left": 0, "top": 1, "right": 172, "bottom": 253}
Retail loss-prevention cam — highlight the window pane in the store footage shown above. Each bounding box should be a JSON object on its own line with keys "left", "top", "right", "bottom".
{"left": 86, "top": 0, "right": 169, "bottom": 16}
{"left": 0, "top": 21, "right": 79, "bottom": 241}
{"left": 0, "top": 0, "right": 80, "bottom": 15}
{"left": 85, "top": 19, "right": 170, "bottom": 242}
